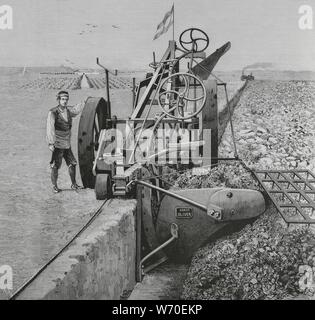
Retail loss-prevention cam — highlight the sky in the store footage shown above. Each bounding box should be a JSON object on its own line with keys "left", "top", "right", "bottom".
{"left": 0, "top": 0, "right": 315, "bottom": 71}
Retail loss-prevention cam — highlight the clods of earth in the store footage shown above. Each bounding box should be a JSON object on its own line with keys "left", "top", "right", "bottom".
{"left": 220, "top": 80, "right": 315, "bottom": 172}
{"left": 169, "top": 162, "right": 315, "bottom": 300}
{"left": 169, "top": 80, "right": 315, "bottom": 300}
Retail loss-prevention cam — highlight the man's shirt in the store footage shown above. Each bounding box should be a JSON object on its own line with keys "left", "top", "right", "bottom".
{"left": 46, "top": 102, "right": 84, "bottom": 149}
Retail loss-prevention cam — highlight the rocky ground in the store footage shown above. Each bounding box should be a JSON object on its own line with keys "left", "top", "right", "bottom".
{"left": 182, "top": 206, "right": 315, "bottom": 300}
{"left": 220, "top": 80, "right": 315, "bottom": 171}
{"left": 175, "top": 80, "right": 315, "bottom": 300}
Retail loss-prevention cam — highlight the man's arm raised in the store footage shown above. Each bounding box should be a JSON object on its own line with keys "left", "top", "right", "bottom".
{"left": 69, "top": 98, "right": 88, "bottom": 117}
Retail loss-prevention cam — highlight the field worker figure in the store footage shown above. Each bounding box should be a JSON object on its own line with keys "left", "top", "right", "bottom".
{"left": 46, "top": 91, "right": 86, "bottom": 193}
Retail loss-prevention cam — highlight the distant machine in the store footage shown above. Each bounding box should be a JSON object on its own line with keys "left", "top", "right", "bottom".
{"left": 241, "top": 71, "right": 255, "bottom": 81}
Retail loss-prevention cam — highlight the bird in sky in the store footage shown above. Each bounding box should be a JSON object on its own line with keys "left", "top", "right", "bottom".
{"left": 78, "top": 23, "right": 98, "bottom": 36}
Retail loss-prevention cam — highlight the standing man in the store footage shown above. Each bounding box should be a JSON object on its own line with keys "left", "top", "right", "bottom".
{"left": 46, "top": 91, "right": 86, "bottom": 193}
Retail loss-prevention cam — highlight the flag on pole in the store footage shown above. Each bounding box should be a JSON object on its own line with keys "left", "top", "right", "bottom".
{"left": 153, "top": 4, "right": 174, "bottom": 40}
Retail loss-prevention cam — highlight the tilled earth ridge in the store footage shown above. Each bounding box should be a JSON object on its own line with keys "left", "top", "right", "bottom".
{"left": 175, "top": 163, "right": 315, "bottom": 300}
{"left": 220, "top": 80, "right": 315, "bottom": 171}
{"left": 182, "top": 206, "right": 315, "bottom": 300}
{"left": 173, "top": 80, "right": 315, "bottom": 300}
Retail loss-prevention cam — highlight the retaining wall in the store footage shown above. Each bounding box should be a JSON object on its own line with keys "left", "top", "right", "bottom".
{"left": 15, "top": 199, "right": 137, "bottom": 300}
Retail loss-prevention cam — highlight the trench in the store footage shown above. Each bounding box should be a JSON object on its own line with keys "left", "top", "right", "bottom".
{"left": 129, "top": 81, "right": 249, "bottom": 300}
{"left": 80, "top": 74, "right": 91, "bottom": 89}
{"left": 10, "top": 80, "right": 248, "bottom": 300}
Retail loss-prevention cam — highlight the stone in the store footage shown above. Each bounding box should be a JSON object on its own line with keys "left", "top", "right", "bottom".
{"left": 255, "top": 137, "right": 265, "bottom": 144}
{"left": 259, "top": 157, "right": 273, "bottom": 167}
{"left": 257, "top": 126, "right": 268, "bottom": 134}
{"left": 247, "top": 138, "right": 256, "bottom": 144}
{"left": 257, "top": 145, "right": 267, "bottom": 155}
{"left": 299, "top": 161, "right": 308, "bottom": 168}
{"left": 238, "top": 139, "right": 246, "bottom": 145}
{"left": 268, "top": 137, "right": 278, "bottom": 144}
{"left": 244, "top": 132, "right": 256, "bottom": 139}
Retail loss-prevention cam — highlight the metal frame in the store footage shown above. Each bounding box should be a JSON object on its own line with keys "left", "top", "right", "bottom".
{"left": 253, "top": 169, "right": 315, "bottom": 225}
{"left": 94, "top": 37, "right": 224, "bottom": 197}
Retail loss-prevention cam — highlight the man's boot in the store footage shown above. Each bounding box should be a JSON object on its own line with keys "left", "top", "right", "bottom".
{"left": 51, "top": 167, "right": 61, "bottom": 193}
{"left": 69, "top": 165, "right": 83, "bottom": 190}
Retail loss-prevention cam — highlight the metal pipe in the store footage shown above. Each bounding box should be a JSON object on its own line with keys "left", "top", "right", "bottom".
{"left": 96, "top": 57, "right": 111, "bottom": 113}
{"left": 106, "top": 118, "right": 199, "bottom": 124}
{"left": 135, "top": 180, "right": 208, "bottom": 212}
{"left": 135, "top": 185, "right": 143, "bottom": 282}
{"left": 105, "top": 69, "right": 110, "bottom": 109}
{"left": 132, "top": 77, "right": 136, "bottom": 108}
{"left": 138, "top": 223, "right": 178, "bottom": 282}
{"left": 224, "top": 84, "right": 238, "bottom": 158}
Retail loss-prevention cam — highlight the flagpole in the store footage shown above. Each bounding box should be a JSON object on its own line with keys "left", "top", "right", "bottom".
{"left": 172, "top": 3, "right": 175, "bottom": 41}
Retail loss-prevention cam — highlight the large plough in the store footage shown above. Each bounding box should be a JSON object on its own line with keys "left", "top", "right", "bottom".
{"left": 77, "top": 28, "right": 315, "bottom": 279}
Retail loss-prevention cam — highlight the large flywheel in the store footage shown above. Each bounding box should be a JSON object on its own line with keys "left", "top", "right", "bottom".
{"left": 78, "top": 97, "right": 110, "bottom": 188}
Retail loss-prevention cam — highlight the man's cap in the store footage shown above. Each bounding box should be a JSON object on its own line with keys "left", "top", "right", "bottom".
{"left": 57, "top": 91, "right": 69, "bottom": 99}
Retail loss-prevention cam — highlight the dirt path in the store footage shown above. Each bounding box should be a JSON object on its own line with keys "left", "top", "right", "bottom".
{"left": 0, "top": 77, "right": 133, "bottom": 299}
{"left": 80, "top": 74, "right": 90, "bottom": 89}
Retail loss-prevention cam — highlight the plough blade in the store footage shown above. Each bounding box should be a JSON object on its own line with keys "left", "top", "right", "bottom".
{"left": 155, "top": 187, "right": 265, "bottom": 262}
{"left": 209, "top": 188, "right": 266, "bottom": 221}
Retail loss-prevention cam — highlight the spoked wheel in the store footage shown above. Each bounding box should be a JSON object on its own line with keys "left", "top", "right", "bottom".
{"left": 158, "top": 72, "right": 207, "bottom": 120}
{"left": 179, "top": 28, "right": 209, "bottom": 53}
{"left": 78, "top": 97, "right": 110, "bottom": 188}
{"left": 95, "top": 173, "right": 112, "bottom": 200}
